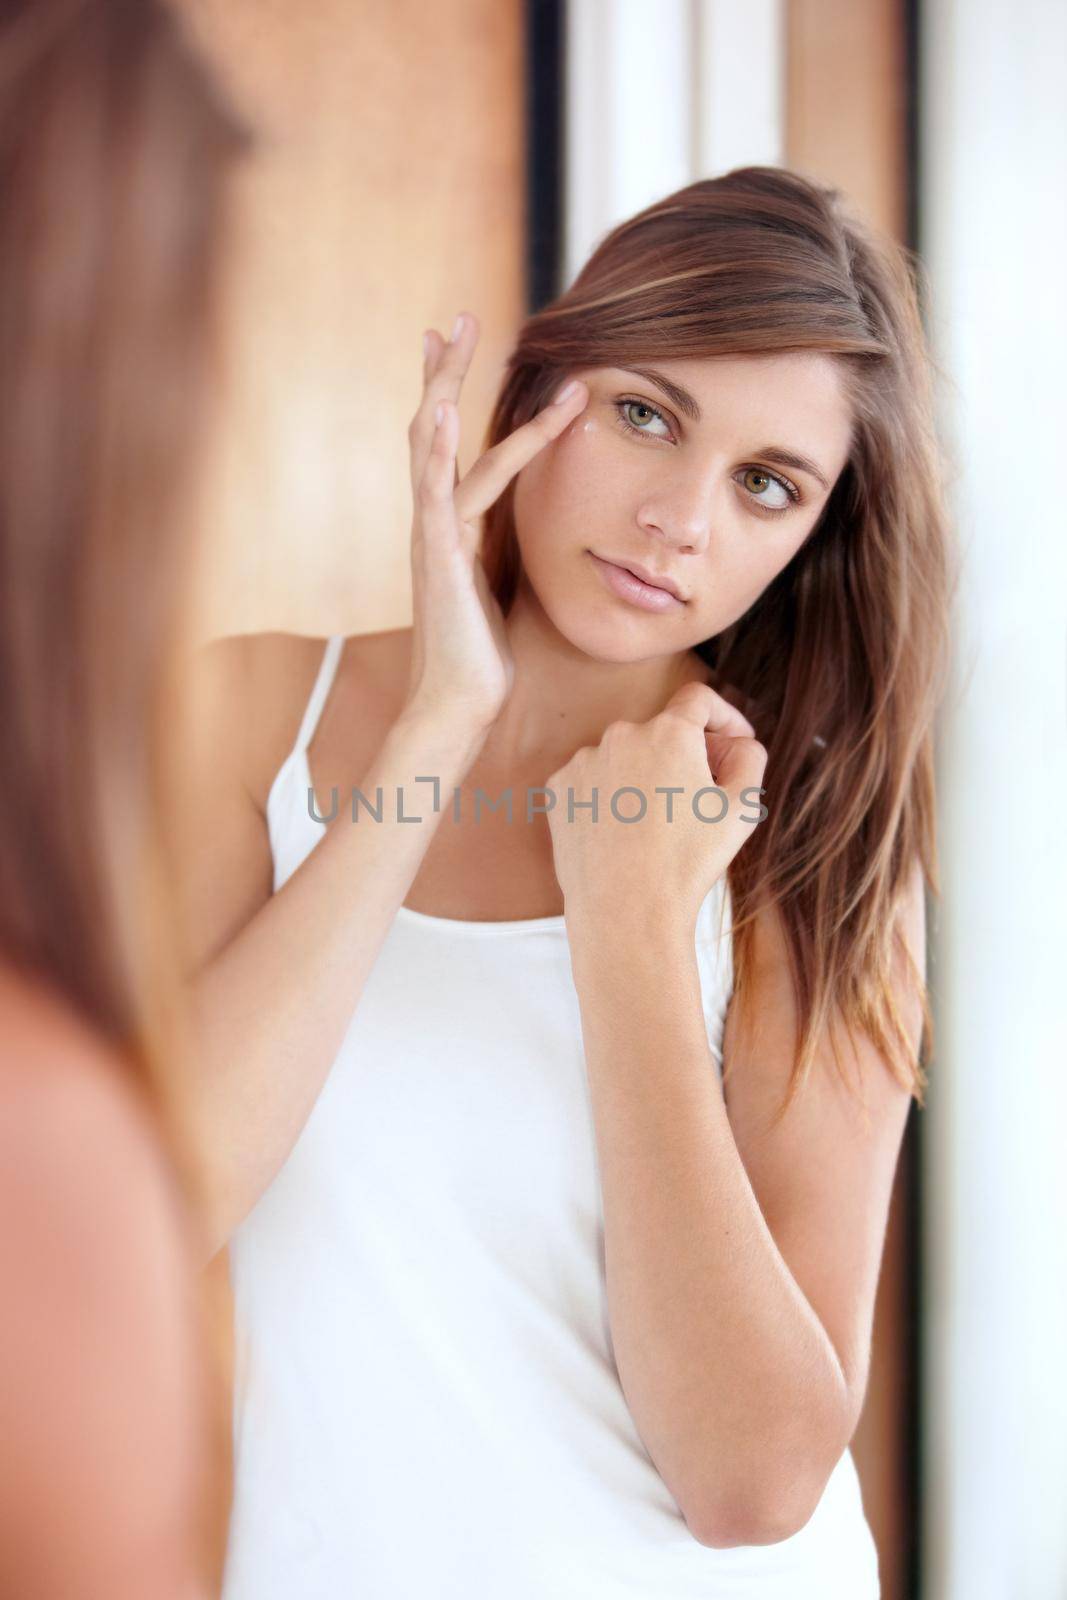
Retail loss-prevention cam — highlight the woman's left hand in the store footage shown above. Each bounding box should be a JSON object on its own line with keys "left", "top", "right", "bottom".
{"left": 544, "top": 681, "right": 768, "bottom": 932}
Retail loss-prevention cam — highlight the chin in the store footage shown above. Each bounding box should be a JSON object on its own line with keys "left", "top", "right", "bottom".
{"left": 541, "top": 591, "right": 675, "bottom": 664}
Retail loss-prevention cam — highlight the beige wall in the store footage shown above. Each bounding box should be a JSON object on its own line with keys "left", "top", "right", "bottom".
{"left": 175, "top": 0, "right": 525, "bottom": 643}
{"left": 786, "top": 0, "right": 907, "bottom": 241}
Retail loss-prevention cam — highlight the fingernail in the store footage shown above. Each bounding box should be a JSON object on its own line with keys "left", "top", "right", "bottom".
{"left": 451, "top": 313, "right": 465, "bottom": 342}
{"left": 552, "top": 378, "right": 579, "bottom": 405}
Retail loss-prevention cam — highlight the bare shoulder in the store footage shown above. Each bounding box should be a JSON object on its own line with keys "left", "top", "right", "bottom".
{"left": 0, "top": 959, "right": 134, "bottom": 1102}
{"left": 187, "top": 630, "right": 331, "bottom": 813}
{"left": 169, "top": 625, "right": 412, "bottom": 971}
{"left": 168, "top": 631, "right": 331, "bottom": 969}
{"left": 326, "top": 624, "right": 413, "bottom": 726}
{"left": 0, "top": 965, "right": 203, "bottom": 1584}
{"left": 0, "top": 963, "right": 191, "bottom": 1271}
{"left": 304, "top": 625, "right": 414, "bottom": 786}
{"left": 191, "top": 626, "right": 413, "bottom": 810}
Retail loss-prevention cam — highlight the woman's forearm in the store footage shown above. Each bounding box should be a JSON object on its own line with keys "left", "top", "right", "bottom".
{"left": 185, "top": 708, "right": 486, "bottom": 1263}
{"left": 565, "top": 904, "right": 852, "bottom": 1548}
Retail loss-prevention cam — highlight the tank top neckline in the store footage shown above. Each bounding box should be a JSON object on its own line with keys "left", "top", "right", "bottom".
{"left": 291, "top": 743, "right": 569, "bottom": 936}
{"left": 273, "top": 633, "right": 723, "bottom": 942}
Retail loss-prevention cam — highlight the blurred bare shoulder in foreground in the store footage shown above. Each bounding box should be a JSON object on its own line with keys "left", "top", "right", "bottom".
{"left": 0, "top": 963, "right": 208, "bottom": 1600}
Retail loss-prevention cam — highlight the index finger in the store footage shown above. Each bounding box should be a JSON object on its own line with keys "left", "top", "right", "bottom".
{"left": 454, "top": 379, "right": 588, "bottom": 523}
{"left": 663, "top": 680, "right": 757, "bottom": 739}
{"left": 705, "top": 730, "right": 768, "bottom": 798}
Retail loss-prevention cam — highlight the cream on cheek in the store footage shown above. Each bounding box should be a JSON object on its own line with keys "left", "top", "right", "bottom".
{"left": 552, "top": 407, "right": 647, "bottom": 507}
{"left": 527, "top": 410, "right": 617, "bottom": 518}
{"left": 515, "top": 412, "right": 649, "bottom": 606}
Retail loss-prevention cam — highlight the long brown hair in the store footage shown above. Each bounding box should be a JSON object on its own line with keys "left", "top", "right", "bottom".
{"left": 482, "top": 166, "right": 958, "bottom": 1119}
{"left": 0, "top": 0, "right": 250, "bottom": 1584}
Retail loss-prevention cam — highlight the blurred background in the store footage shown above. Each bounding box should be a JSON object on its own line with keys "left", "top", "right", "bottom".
{"left": 172, "top": 2, "right": 1067, "bottom": 1595}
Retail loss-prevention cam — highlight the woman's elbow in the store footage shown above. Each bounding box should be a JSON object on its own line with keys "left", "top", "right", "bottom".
{"left": 684, "top": 1473, "right": 827, "bottom": 1550}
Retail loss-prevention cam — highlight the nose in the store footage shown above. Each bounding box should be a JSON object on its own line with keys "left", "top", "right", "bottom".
{"left": 634, "top": 472, "right": 714, "bottom": 554}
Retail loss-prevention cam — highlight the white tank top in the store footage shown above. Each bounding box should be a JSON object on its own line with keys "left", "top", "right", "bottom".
{"left": 221, "top": 635, "right": 880, "bottom": 1599}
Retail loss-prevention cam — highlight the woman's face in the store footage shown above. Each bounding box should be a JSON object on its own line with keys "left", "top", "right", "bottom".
{"left": 510, "top": 351, "right": 855, "bottom": 660}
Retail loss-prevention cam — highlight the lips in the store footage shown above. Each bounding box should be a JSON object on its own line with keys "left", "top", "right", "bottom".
{"left": 587, "top": 552, "right": 686, "bottom": 614}
{"left": 597, "top": 555, "right": 686, "bottom": 602}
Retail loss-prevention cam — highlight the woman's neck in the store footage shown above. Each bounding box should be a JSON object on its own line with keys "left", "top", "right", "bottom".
{"left": 476, "top": 584, "right": 708, "bottom": 780}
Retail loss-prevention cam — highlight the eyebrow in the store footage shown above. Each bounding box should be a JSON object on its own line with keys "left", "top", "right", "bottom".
{"left": 616, "top": 365, "right": 833, "bottom": 492}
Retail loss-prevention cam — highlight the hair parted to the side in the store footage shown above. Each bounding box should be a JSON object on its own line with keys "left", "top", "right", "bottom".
{"left": 480, "top": 165, "right": 959, "bottom": 1121}
{"left": 0, "top": 0, "right": 252, "bottom": 1585}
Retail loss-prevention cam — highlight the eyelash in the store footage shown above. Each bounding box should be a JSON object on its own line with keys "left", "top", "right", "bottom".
{"left": 612, "top": 396, "right": 803, "bottom": 516}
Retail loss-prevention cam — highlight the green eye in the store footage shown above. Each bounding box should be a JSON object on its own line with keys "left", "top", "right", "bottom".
{"left": 740, "top": 467, "right": 797, "bottom": 512}
{"left": 617, "top": 398, "right": 672, "bottom": 439}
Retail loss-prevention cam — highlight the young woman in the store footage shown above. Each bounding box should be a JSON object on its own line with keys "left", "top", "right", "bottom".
{"left": 181, "top": 165, "right": 953, "bottom": 1598}
{"left": 0, "top": 1, "right": 248, "bottom": 1592}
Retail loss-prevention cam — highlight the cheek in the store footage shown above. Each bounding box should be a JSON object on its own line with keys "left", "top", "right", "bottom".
{"left": 697, "top": 534, "right": 808, "bottom": 631}
{"left": 551, "top": 412, "right": 606, "bottom": 480}
{"left": 564, "top": 411, "right": 616, "bottom": 464}
{"left": 516, "top": 415, "right": 621, "bottom": 531}
{"left": 549, "top": 414, "right": 645, "bottom": 519}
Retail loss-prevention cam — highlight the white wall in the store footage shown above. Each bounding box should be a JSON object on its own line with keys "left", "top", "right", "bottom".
{"left": 564, "top": 0, "right": 783, "bottom": 286}
{"left": 919, "top": 1, "right": 1067, "bottom": 1595}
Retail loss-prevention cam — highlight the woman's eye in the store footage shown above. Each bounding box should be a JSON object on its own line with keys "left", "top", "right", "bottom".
{"left": 617, "top": 399, "right": 672, "bottom": 440}
{"left": 738, "top": 466, "right": 799, "bottom": 514}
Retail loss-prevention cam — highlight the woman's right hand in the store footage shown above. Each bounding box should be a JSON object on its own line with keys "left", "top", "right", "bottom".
{"left": 403, "top": 311, "right": 587, "bottom": 739}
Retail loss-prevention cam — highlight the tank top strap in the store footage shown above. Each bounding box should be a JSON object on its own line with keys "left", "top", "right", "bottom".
{"left": 294, "top": 634, "right": 345, "bottom": 754}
